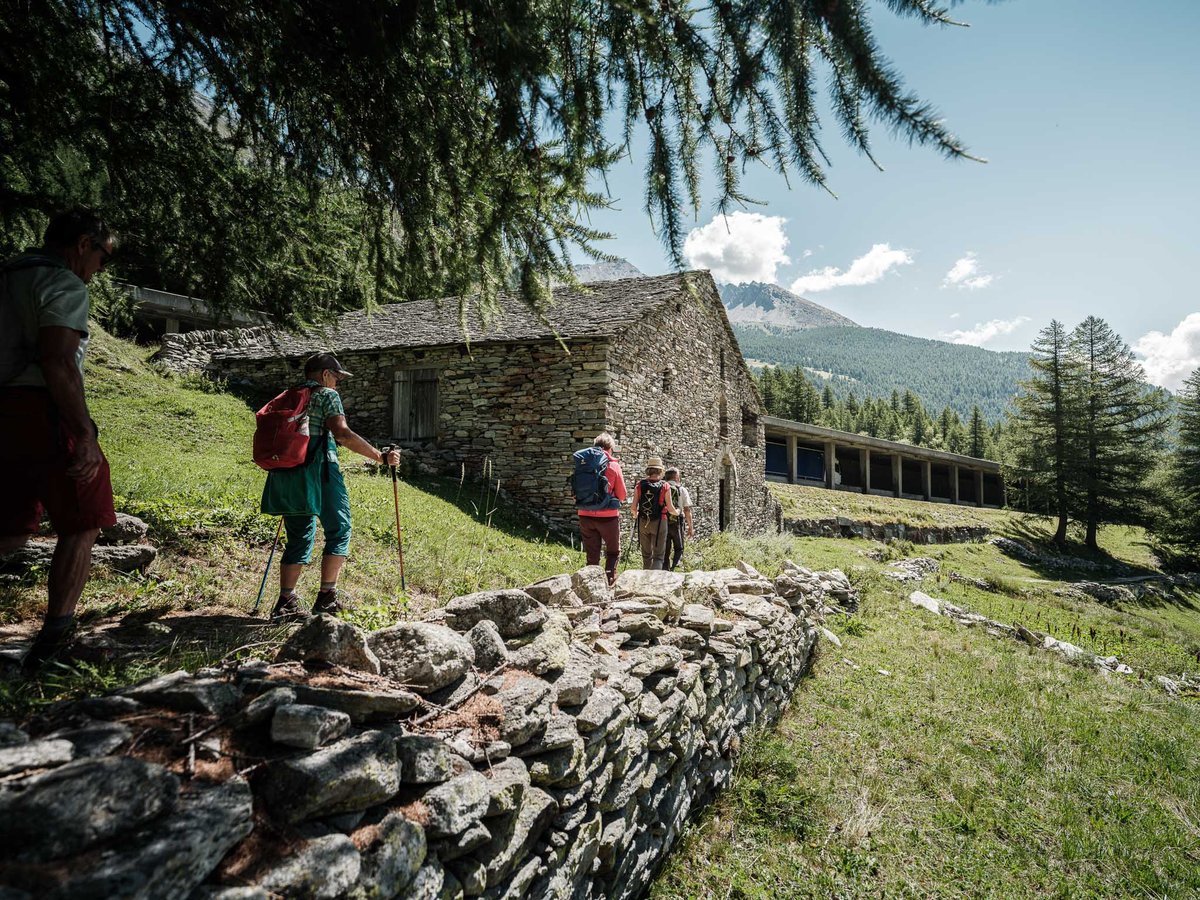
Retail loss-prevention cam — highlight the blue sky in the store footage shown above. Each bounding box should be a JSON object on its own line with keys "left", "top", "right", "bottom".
{"left": 578, "top": 0, "right": 1200, "bottom": 389}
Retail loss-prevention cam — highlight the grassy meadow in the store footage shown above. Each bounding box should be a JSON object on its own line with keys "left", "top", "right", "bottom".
{"left": 652, "top": 504, "right": 1200, "bottom": 898}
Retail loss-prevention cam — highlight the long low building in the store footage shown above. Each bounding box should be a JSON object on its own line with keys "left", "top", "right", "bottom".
{"left": 764, "top": 416, "right": 1005, "bottom": 508}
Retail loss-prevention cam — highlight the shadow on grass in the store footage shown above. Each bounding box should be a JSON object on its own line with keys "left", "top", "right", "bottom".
{"left": 400, "top": 473, "right": 568, "bottom": 546}
{"left": 994, "top": 515, "right": 1158, "bottom": 581}
{"left": 0, "top": 609, "right": 293, "bottom": 718}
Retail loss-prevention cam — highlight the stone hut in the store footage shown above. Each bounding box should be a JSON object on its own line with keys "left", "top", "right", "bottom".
{"left": 157, "top": 272, "right": 780, "bottom": 537}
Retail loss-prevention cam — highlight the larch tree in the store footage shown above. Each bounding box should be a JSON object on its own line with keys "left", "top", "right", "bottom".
{"left": 1068, "top": 316, "right": 1169, "bottom": 549}
{"left": 2, "top": 0, "right": 986, "bottom": 322}
{"left": 1007, "top": 320, "right": 1078, "bottom": 545}
{"left": 1157, "top": 368, "right": 1200, "bottom": 558}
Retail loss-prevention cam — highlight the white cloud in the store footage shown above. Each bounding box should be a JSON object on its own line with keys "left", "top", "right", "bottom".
{"left": 682, "top": 212, "right": 790, "bottom": 284}
{"left": 1134, "top": 313, "right": 1200, "bottom": 391}
{"left": 943, "top": 252, "right": 994, "bottom": 290}
{"left": 789, "top": 243, "right": 913, "bottom": 294}
{"left": 940, "top": 316, "right": 1031, "bottom": 346}
{"left": 802, "top": 248, "right": 813, "bottom": 258}
{"left": 949, "top": 312, "right": 961, "bottom": 319}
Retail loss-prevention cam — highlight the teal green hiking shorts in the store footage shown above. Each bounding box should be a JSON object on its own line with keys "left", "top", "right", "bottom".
{"left": 262, "top": 447, "right": 353, "bottom": 564}
{"left": 279, "top": 462, "right": 352, "bottom": 563}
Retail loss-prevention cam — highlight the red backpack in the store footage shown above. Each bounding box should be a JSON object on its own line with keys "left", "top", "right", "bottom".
{"left": 253, "top": 386, "right": 313, "bottom": 470}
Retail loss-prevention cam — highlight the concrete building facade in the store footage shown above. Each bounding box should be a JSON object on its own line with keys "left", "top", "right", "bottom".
{"left": 157, "top": 272, "right": 780, "bottom": 537}
{"left": 763, "top": 417, "right": 1005, "bottom": 507}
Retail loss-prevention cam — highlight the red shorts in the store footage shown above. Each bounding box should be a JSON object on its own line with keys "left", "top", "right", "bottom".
{"left": 0, "top": 388, "right": 117, "bottom": 537}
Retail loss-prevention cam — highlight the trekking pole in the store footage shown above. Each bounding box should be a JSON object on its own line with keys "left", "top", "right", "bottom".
{"left": 253, "top": 517, "right": 284, "bottom": 615}
{"left": 622, "top": 513, "right": 637, "bottom": 572}
{"left": 382, "top": 446, "right": 407, "bottom": 592}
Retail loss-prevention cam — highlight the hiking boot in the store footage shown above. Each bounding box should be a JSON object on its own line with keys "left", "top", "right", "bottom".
{"left": 22, "top": 622, "right": 77, "bottom": 672}
{"left": 312, "top": 589, "right": 347, "bottom": 616}
{"left": 270, "top": 592, "right": 308, "bottom": 622}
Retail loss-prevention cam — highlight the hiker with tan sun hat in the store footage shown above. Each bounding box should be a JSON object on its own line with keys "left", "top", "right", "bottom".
{"left": 630, "top": 456, "right": 678, "bottom": 570}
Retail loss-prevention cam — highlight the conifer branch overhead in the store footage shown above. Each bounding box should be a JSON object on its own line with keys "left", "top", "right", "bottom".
{"left": 1, "top": 0, "right": 989, "bottom": 322}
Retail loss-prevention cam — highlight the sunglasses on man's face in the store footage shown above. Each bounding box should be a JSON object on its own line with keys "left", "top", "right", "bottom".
{"left": 92, "top": 239, "right": 113, "bottom": 268}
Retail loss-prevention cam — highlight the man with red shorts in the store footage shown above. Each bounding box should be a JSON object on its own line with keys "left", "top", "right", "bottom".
{"left": 0, "top": 209, "right": 118, "bottom": 670}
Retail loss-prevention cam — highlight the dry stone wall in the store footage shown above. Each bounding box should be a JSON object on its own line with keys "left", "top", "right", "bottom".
{"left": 0, "top": 562, "right": 855, "bottom": 900}
{"left": 785, "top": 517, "right": 991, "bottom": 545}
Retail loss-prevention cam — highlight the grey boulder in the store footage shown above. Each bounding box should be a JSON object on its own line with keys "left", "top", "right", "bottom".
{"left": 348, "top": 811, "right": 427, "bottom": 899}
{"left": 270, "top": 704, "right": 351, "bottom": 750}
{"left": 0, "top": 738, "right": 74, "bottom": 776}
{"left": 420, "top": 769, "right": 492, "bottom": 838}
{"left": 443, "top": 589, "right": 546, "bottom": 638}
{"left": 0, "top": 756, "right": 178, "bottom": 862}
{"left": 466, "top": 620, "right": 509, "bottom": 671}
{"left": 34, "top": 777, "right": 253, "bottom": 900}
{"left": 524, "top": 574, "right": 582, "bottom": 608}
{"left": 395, "top": 734, "right": 472, "bottom": 784}
{"left": 252, "top": 832, "right": 362, "bottom": 900}
{"left": 275, "top": 615, "right": 382, "bottom": 675}
{"left": 97, "top": 512, "right": 150, "bottom": 545}
{"left": 368, "top": 623, "right": 475, "bottom": 692}
{"left": 571, "top": 566, "right": 612, "bottom": 605}
{"left": 260, "top": 731, "right": 400, "bottom": 825}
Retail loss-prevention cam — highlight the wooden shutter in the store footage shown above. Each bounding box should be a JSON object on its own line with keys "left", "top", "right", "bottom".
{"left": 393, "top": 368, "right": 439, "bottom": 440}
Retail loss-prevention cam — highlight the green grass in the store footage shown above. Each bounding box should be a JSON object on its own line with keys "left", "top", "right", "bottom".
{"left": 772, "top": 482, "right": 1016, "bottom": 529}
{"left": 652, "top": 525, "right": 1200, "bottom": 899}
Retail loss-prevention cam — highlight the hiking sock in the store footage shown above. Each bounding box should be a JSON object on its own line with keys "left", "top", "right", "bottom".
{"left": 319, "top": 581, "right": 337, "bottom": 592}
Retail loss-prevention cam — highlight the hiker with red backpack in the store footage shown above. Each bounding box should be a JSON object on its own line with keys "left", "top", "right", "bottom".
{"left": 258, "top": 352, "right": 399, "bottom": 620}
{"left": 572, "top": 432, "right": 627, "bottom": 586}
{"left": 630, "top": 457, "right": 679, "bottom": 570}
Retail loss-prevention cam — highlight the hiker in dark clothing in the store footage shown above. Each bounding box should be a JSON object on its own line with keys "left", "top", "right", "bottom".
{"left": 0, "top": 209, "right": 118, "bottom": 670}
{"left": 631, "top": 456, "right": 678, "bottom": 570}
{"left": 663, "top": 467, "right": 694, "bottom": 571}
{"left": 574, "top": 432, "right": 627, "bottom": 585}
{"left": 262, "top": 352, "right": 399, "bottom": 619}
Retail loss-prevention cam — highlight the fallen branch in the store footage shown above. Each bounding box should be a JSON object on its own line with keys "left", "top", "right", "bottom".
{"left": 411, "top": 663, "right": 509, "bottom": 727}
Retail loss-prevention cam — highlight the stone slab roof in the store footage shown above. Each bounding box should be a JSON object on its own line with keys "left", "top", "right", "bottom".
{"left": 215, "top": 271, "right": 704, "bottom": 360}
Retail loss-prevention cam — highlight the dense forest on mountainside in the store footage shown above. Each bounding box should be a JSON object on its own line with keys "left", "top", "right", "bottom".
{"left": 736, "top": 325, "right": 1029, "bottom": 420}
{"left": 757, "top": 366, "right": 1005, "bottom": 459}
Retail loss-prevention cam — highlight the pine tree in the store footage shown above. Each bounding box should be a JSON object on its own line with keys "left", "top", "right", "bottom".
{"left": 968, "top": 406, "right": 988, "bottom": 458}
{"left": 1068, "top": 317, "right": 1169, "bottom": 549}
{"left": 757, "top": 368, "right": 779, "bottom": 415}
{"left": 1158, "top": 368, "right": 1200, "bottom": 557}
{"left": 822, "top": 385, "right": 835, "bottom": 410}
{"left": 911, "top": 414, "right": 929, "bottom": 447}
{"left": 1007, "top": 321, "right": 1078, "bottom": 544}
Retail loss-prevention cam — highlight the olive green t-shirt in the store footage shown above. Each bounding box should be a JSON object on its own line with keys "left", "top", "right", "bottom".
{"left": 1, "top": 250, "right": 91, "bottom": 387}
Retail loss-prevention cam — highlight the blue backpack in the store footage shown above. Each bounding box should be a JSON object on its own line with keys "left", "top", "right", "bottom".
{"left": 570, "top": 446, "right": 619, "bottom": 511}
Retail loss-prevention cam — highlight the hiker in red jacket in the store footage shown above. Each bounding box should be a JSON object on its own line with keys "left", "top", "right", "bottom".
{"left": 576, "top": 432, "right": 627, "bottom": 585}
{"left": 631, "top": 457, "right": 679, "bottom": 570}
